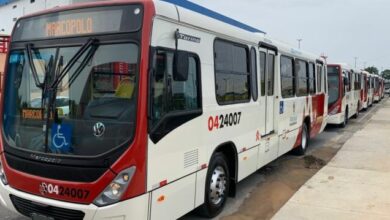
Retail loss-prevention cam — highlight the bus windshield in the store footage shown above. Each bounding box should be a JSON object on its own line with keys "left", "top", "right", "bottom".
{"left": 3, "top": 43, "right": 139, "bottom": 156}
{"left": 328, "top": 66, "right": 340, "bottom": 106}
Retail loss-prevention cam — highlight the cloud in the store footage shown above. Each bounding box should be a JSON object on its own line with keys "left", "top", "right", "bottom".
{"left": 190, "top": 0, "right": 390, "bottom": 69}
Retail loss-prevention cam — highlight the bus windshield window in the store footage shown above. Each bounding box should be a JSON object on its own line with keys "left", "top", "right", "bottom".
{"left": 328, "top": 66, "right": 340, "bottom": 106}
{"left": 3, "top": 43, "right": 139, "bottom": 156}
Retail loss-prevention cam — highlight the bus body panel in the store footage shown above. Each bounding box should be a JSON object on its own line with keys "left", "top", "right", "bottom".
{"left": 150, "top": 174, "right": 197, "bottom": 220}
{"left": 257, "top": 134, "right": 279, "bottom": 169}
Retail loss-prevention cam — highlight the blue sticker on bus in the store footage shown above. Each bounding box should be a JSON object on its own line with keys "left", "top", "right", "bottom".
{"left": 279, "top": 101, "right": 284, "bottom": 114}
{"left": 50, "top": 123, "right": 72, "bottom": 153}
{"left": 9, "top": 54, "right": 20, "bottom": 64}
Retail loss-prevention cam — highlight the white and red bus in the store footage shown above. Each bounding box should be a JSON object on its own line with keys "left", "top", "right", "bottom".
{"left": 378, "top": 77, "right": 385, "bottom": 100}
{"left": 353, "top": 69, "right": 364, "bottom": 112}
{"left": 373, "top": 75, "right": 381, "bottom": 102}
{"left": 361, "top": 71, "right": 371, "bottom": 110}
{"left": 381, "top": 77, "right": 386, "bottom": 99}
{"left": 0, "top": 1, "right": 328, "bottom": 219}
{"left": 327, "top": 64, "right": 360, "bottom": 127}
{"left": 368, "top": 73, "right": 375, "bottom": 106}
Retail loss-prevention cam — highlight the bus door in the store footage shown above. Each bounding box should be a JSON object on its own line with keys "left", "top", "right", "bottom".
{"left": 258, "top": 46, "right": 277, "bottom": 167}
{"left": 259, "top": 48, "right": 276, "bottom": 136}
{"left": 315, "top": 62, "right": 326, "bottom": 130}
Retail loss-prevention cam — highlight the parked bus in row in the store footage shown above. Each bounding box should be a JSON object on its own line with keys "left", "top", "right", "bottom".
{"left": 361, "top": 71, "right": 371, "bottom": 109}
{"left": 353, "top": 69, "right": 364, "bottom": 113}
{"left": 382, "top": 78, "right": 386, "bottom": 98}
{"left": 327, "top": 64, "right": 360, "bottom": 127}
{"left": 379, "top": 77, "right": 385, "bottom": 100}
{"left": 373, "top": 75, "right": 381, "bottom": 102}
{"left": 368, "top": 73, "right": 375, "bottom": 107}
{"left": 0, "top": 0, "right": 328, "bottom": 219}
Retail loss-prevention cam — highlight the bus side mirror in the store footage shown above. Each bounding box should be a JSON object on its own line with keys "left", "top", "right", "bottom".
{"left": 173, "top": 51, "right": 189, "bottom": 81}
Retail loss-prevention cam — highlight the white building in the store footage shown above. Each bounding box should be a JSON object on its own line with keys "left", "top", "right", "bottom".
{"left": 0, "top": 0, "right": 99, "bottom": 35}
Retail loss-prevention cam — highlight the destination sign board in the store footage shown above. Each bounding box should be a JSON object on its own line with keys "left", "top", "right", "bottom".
{"left": 12, "top": 5, "right": 143, "bottom": 41}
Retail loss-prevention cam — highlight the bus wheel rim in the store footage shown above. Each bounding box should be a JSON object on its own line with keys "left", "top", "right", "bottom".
{"left": 209, "top": 165, "right": 227, "bottom": 205}
{"left": 302, "top": 127, "right": 307, "bottom": 149}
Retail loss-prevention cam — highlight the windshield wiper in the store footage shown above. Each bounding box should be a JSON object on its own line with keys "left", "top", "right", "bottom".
{"left": 50, "top": 38, "right": 99, "bottom": 90}
{"left": 26, "top": 43, "right": 44, "bottom": 89}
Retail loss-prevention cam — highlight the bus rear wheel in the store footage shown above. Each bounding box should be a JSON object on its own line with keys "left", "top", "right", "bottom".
{"left": 341, "top": 110, "right": 348, "bottom": 128}
{"left": 292, "top": 123, "right": 309, "bottom": 156}
{"left": 353, "top": 104, "right": 360, "bottom": 119}
{"left": 198, "top": 153, "right": 230, "bottom": 218}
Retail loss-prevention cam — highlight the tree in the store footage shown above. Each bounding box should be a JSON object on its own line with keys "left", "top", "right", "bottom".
{"left": 365, "top": 66, "right": 379, "bottom": 75}
{"left": 382, "top": 69, "right": 390, "bottom": 80}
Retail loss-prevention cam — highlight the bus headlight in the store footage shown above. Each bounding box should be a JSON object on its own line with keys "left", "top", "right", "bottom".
{"left": 0, "top": 159, "right": 8, "bottom": 185}
{"left": 93, "top": 167, "right": 136, "bottom": 207}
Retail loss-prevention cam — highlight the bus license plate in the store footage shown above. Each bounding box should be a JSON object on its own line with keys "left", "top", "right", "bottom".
{"left": 31, "top": 213, "right": 54, "bottom": 220}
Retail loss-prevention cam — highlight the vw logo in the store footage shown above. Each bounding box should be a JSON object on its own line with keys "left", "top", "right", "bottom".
{"left": 93, "top": 122, "right": 105, "bottom": 137}
{"left": 39, "top": 182, "right": 47, "bottom": 196}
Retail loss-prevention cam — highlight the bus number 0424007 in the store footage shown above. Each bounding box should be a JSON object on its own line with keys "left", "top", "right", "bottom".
{"left": 208, "top": 112, "right": 242, "bottom": 131}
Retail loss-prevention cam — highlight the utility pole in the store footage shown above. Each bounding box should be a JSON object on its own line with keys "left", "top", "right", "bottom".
{"left": 354, "top": 57, "right": 358, "bottom": 69}
{"left": 297, "top": 39, "right": 302, "bottom": 49}
{"left": 320, "top": 53, "right": 328, "bottom": 62}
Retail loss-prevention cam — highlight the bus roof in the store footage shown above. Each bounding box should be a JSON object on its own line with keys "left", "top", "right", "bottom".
{"left": 160, "top": 0, "right": 265, "bottom": 34}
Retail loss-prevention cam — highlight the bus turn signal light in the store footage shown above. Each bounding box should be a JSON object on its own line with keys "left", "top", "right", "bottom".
{"left": 157, "top": 195, "right": 165, "bottom": 203}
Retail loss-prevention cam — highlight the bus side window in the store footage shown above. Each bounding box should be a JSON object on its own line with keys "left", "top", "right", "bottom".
{"left": 308, "top": 63, "right": 315, "bottom": 95}
{"left": 260, "top": 52, "right": 266, "bottom": 97}
{"left": 150, "top": 49, "right": 202, "bottom": 142}
{"left": 250, "top": 47, "right": 258, "bottom": 101}
{"left": 268, "top": 54, "right": 275, "bottom": 96}
{"left": 323, "top": 65, "right": 327, "bottom": 93}
{"left": 296, "top": 59, "right": 308, "bottom": 97}
{"left": 316, "top": 65, "right": 321, "bottom": 93}
{"left": 214, "top": 40, "right": 250, "bottom": 104}
{"left": 280, "top": 56, "right": 295, "bottom": 98}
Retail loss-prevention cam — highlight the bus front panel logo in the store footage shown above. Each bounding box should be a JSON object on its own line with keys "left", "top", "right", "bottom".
{"left": 93, "top": 122, "right": 105, "bottom": 137}
{"left": 39, "top": 182, "right": 48, "bottom": 196}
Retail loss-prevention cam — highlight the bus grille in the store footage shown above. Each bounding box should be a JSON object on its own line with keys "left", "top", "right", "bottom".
{"left": 10, "top": 195, "right": 85, "bottom": 220}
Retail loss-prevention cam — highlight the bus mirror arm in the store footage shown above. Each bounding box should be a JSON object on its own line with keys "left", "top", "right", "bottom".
{"left": 173, "top": 29, "right": 189, "bottom": 81}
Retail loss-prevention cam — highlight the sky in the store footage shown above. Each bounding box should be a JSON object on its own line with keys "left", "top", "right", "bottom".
{"left": 191, "top": 0, "right": 390, "bottom": 71}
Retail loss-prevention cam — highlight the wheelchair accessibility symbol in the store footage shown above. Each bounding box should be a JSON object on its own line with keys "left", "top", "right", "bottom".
{"left": 51, "top": 123, "right": 72, "bottom": 153}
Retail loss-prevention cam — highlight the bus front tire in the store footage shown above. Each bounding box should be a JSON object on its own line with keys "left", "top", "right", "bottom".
{"left": 198, "top": 153, "right": 230, "bottom": 218}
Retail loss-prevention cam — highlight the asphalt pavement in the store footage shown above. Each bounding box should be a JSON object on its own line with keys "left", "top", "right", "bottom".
{"left": 273, "top": 99, "right": 390, "bottom": 219}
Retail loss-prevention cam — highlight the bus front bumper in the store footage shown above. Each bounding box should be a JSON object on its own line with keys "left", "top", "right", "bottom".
{"left": 0, "top": 183, "right": 149, "bottom": 220}
{"left": 327, "top": 112, "right": 345, "bottom": 125}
